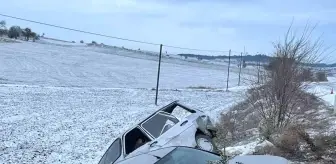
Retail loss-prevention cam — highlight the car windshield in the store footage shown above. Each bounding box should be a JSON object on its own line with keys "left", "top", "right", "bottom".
{"left": 142, "top": 112, "right": 179, "bottom": 138}
{"left": 155, "top": 147, "right": 221, "bottom": 164}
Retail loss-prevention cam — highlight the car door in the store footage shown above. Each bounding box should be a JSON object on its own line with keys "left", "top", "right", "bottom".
{"left": 98, "top": 138, "right": 122, "bottom": 164}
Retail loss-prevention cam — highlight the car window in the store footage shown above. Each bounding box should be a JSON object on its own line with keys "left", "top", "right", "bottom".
{"left": 98, "top": 138, "right": 122, "bottom": 164}
{"left": 155, "top": 147, "right": 221, "bottom": 164}
{"left": 124, "top": 127, "right": 151, "bottom": 155}
{"left": 160, "top": 120, "right": 175, "bottom": 136}
{"left": 170, "top": 106, "right": 193, "bottom": 120}
{"left": 159, "top": 112, "right": 179, "bottom": 124}
{"left": 142, "top": 112, "right": 179, "bottom": 138}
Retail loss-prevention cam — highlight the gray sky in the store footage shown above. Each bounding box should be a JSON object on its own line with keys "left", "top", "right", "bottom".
{"left": 1, "top": 0, "right": 336, "bottom": 62}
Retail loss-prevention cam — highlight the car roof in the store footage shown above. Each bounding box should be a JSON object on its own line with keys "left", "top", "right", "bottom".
{"left": 115, "top": 101, "right": 201, "bottom": 139}
{"left": 137, "top": 101, "right": 197, "bottom": 126}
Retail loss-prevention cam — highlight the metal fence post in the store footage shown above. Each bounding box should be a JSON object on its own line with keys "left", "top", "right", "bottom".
{"left": 226, "top": 50, "right": 231, "bottom": 91}
{"left": 155, "top": 44, "right": 163, "bottom": 105}
{"left": 334, "top": 94, "right": 336, "bottom": 114}
{"left": 238, "top": 52, "right": 242, "bottom": 86}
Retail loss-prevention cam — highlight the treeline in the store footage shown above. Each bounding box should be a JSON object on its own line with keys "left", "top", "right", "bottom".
{"left": 0, "top": 20, "right": 40, "bottom": 41}
{"left": 178, "top": 53, "right": 336, "bottom": 67}
{"left": 178, "top": 53, "right": 272, "bottom": 62}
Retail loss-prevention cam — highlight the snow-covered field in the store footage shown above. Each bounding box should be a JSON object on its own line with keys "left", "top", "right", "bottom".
{"left": 0, "top": 85, "right": 245, "bottom": 164}
{"left": 0, "top": 40, "right": 250, "bottom": 164}
{"left": 1, "top": 39, "right": 335, "bottom": 163}
{"left": 0, "top": 41, "right": 251, "bottom": 89}
{"left": 307, "top": 76, "right": 336, "bottom": 106}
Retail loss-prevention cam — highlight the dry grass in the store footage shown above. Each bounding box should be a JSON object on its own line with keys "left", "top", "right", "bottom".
{"left": 255, "top": 126, "right": 336, "bottom": 163}
{"left": 214, "top": 100, "right": 259, "bottom": 148}
{"left": 215, "top": 89, "right": 324, "bottom": 146}
{"left": 316, "top": 71, "right": 328, "bottom": 82}
{"left": 214, "top": 89, "right": 335, "bottom": 163}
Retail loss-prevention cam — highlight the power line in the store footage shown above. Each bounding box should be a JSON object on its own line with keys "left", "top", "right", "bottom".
{"left": 0, "top": 13, "right": 242, "bottom": 53}
{"left": 0, "top": 13, "right": 160, "bottom": 46}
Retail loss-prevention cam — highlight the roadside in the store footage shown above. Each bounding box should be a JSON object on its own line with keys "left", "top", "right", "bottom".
{"left": 213, "top": 26, "right": 336, "bottom": 163}
{"left": 214, "top": 80, "right": 336, "bottom": 163}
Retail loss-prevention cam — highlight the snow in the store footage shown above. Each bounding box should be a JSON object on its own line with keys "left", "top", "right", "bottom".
{"left": 306, "top": 77, "right": 336, "bottom": 108}
{"left": 0, "top": 85, "right": 243, "bottom": 164}
{"left": 37, "top": 38, "right": 85, "bottom": 46}
{"left": 0, "top": 41, "right": 249, "bottom": 164}
{"left": 0, "top": 42, "right": 251, "bottom": 89}
{"left": 321, "top": 94, "right": 336, "bottom": 106}
{"left": 1, "top": 40, "right": 333, "bottom": 163}
{"left": 229, "top": 155, "right": 289, "bottom": 164}
{"left": 224, "top": 140, "right": 260, "bottom": 156}
{"left": 306, "top": 77, "right": 336, "bottom": 97}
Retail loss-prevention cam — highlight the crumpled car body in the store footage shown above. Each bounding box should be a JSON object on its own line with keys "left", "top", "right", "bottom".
{"left": 98, "top": 101, "right": 218, "bottom": 164}
{"left": 114, "top": 146, "right": 290, "bottom": 164}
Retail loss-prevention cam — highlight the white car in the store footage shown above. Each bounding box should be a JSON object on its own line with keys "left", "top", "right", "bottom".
{"left": 110, "top": 146, "right": 289, "bottom": 164}
{"left": 98, "top": 101, "right": 218, "bottom": 164}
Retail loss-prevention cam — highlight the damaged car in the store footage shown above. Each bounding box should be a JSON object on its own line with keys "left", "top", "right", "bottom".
{"left": 98, "top": 101, "right": 218, "bottom": 164}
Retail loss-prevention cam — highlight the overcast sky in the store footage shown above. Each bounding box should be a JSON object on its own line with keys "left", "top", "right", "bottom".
{"left": 1, "top": 0, "right": 335, "bottom": 62}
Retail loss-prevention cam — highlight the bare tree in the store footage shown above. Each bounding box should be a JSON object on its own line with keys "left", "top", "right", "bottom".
{"left": 246, "top": 23, "right": 325, "bottom": 140}
{"left": 0, "top": 20, "right": 7, "bottom": 36}
{"left": 0, "top": 20, "right": 5, "bottom": 28}
{"left": 22, "top": 28, "right": 32, "bottom": 41}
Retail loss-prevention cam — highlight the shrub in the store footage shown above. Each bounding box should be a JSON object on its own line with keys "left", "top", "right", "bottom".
{"left": 8, "top": 26, "right": 21, "bottom": 39}
{"left": 242, "top": 60, "right": 247, "bottom": 68}
{"left": 301, "top": 68, "right": 315, "bottom": 81}
{"left": 316, "top": 71, "right": 328, "bottom": 81}
{"left": 22, "top": 28, "right": 32, "bottom": 41}
{"left": 0, "top": 29, "right": 8, "bottom": 36}
{"left": 215, "top": 100, "right": 260, "bottom": 148}
{"left": 247, "top": 24, "right": 324, "bottom": 139}
{"left": 255, "top": 125, "right": 336, "bottom": 163}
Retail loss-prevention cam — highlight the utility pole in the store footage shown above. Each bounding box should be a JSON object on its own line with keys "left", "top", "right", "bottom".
{"left": 226, "top": 50, "right": 231, "bottom": 91}
{"left": 155, "top": 44, "right": 163, "bottom": 105}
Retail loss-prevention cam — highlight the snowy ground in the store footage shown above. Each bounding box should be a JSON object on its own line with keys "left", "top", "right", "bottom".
{"left": 0, "top": 40, "right": 251, "bottom": 164}
{"left": 0, "top": 41, "right": 251, "bottom": 89}
{"left": 306, "top": 76, "right": 336, "bottom": 106}
{"left": 0, "top": 85, "right": 245, "bottom": 164}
